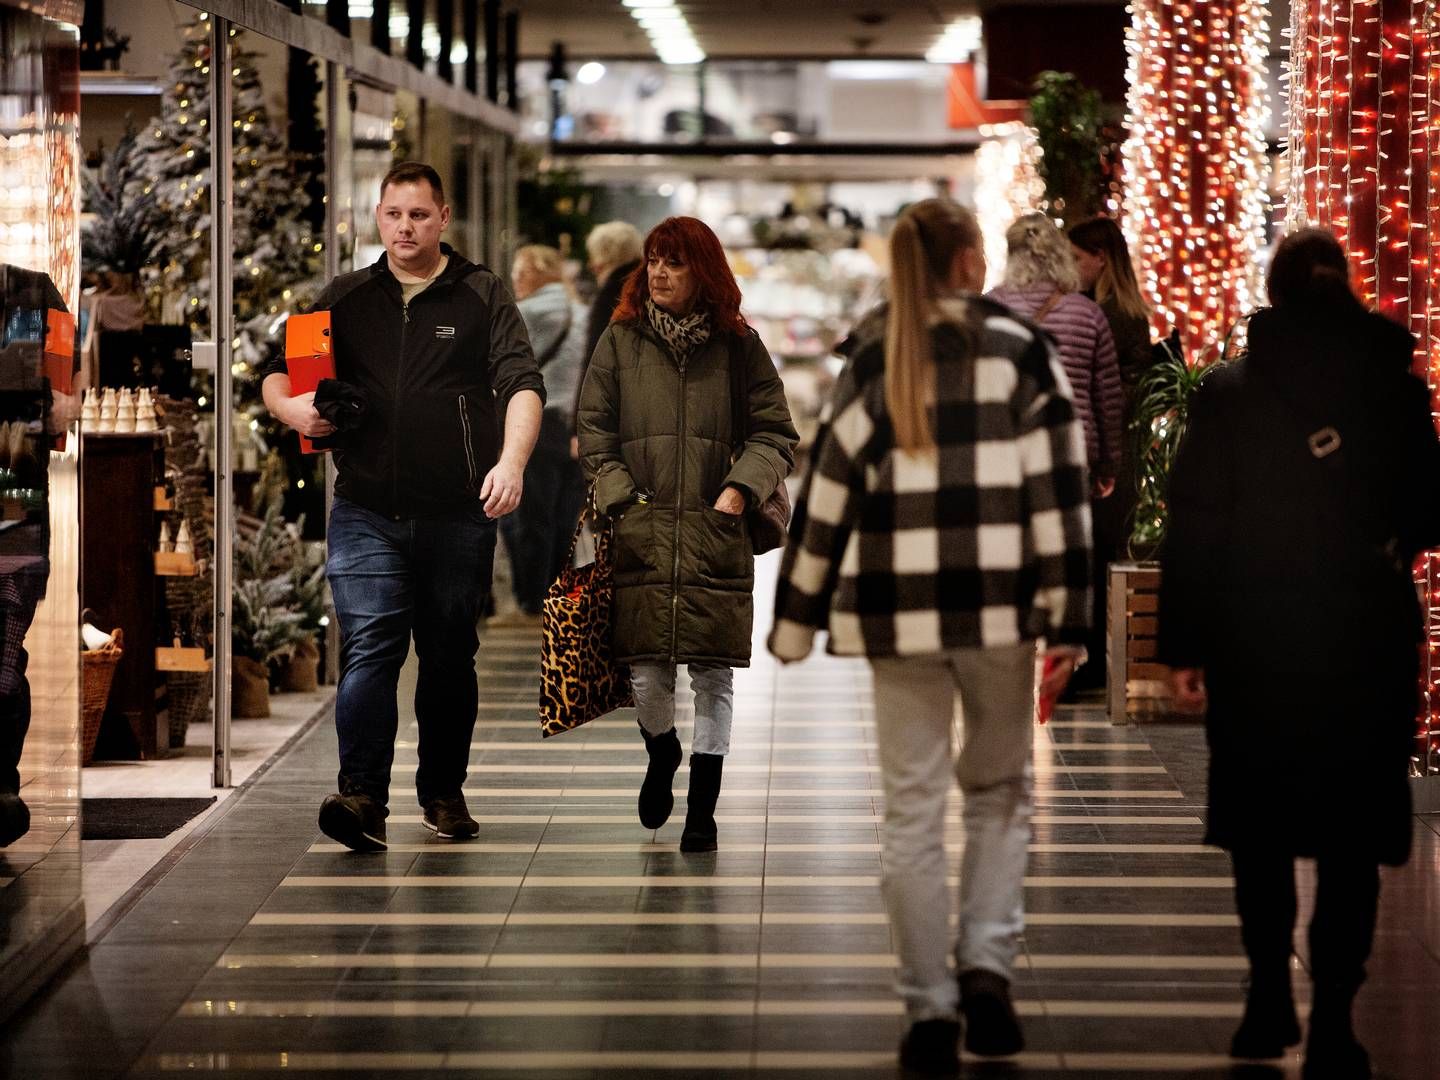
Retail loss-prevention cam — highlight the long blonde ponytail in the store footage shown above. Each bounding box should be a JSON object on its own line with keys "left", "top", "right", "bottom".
{"left": 885, "top": 199, "right": 981, "bottom": 453}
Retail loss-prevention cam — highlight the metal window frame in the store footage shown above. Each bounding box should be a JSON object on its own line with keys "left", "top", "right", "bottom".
{"left": 193, "top": 2, "right": 514, "bottom": 787}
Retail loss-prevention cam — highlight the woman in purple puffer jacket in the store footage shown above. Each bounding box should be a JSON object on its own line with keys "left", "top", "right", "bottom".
{"left": 988, "top": 213, "right": 1123, "bottom": 691}
{"left": 988, "top": 213, "right": 1122, "bottom": 498}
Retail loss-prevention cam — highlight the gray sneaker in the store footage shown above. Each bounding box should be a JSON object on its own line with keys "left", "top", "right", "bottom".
{"left": 422, "top": 794, "right": 479, "bottom": 840}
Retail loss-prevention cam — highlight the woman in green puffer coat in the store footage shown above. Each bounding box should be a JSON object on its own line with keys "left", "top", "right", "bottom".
{"left": 576, "top": 216, "right": 797, "bottom": 853}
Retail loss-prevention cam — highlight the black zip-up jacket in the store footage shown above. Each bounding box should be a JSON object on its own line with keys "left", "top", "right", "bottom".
{"left": 262, "top": 244, "right": 546, "bottom": 519}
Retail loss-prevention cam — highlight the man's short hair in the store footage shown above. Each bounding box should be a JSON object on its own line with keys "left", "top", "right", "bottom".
{"left": 380, "top": 161, "right": 445, "bottom": 206}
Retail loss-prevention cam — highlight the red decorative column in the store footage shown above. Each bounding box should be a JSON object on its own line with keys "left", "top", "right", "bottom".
{"left": 1121, "top": 0, "right": 1270, "bottom": 359}
{"left": 1286, "top": 0, "right": 1440, "bottom": 774}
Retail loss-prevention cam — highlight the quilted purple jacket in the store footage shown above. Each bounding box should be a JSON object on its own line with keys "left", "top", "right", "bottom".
{"left": 987, "top": 284, "right": 1123, "bottom": 478}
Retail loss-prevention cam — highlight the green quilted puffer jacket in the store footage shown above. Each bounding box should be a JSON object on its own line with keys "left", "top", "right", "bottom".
{"left": 577, "top": 319, "right": 797, "bottom": 666}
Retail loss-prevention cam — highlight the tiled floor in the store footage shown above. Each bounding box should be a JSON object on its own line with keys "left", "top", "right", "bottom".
{"left": 6, "top": 567, "right": 1440, "bottom": 1079}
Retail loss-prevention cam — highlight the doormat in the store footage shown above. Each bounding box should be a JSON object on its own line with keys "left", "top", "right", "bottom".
{"left": 81, "top": 797, "right": 218, "bottom": 840}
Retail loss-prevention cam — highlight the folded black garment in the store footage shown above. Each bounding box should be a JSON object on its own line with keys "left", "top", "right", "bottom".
{"left": 310, "top": 378, "right": 368, "bottom": 449}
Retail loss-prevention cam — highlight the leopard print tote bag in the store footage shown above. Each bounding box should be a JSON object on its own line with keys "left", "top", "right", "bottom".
{"left": 539, "top": 502, "right": 635, "bottom": 737}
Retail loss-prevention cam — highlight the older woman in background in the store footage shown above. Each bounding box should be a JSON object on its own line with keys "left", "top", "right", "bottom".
{"left": 584, "top": 221, "right": 645, "bottom": 359}
{"left": 989, "top": 214, "right": 1122, "bottom": 691}
{"left": 988, "top": 213, "right": 1122, "bottom": 495}
{"left": 496, "top": 244, "right": 588, "bottom": 623}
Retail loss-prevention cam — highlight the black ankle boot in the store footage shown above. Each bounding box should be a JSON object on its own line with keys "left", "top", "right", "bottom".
{"left": 638, "top": 727, "right": 683, "bottom": 829}
{"left": 679, "top": 753, "right": 723, "bottom": 852}
{"left": 1230, "top": 973, "right": 1301, "bottom": 1058}
{"left": 0, "top": 792, "right": 29, "bottom": 848}
{"left": 1302, "top": 986, "right": 1370, "bottom": 1079}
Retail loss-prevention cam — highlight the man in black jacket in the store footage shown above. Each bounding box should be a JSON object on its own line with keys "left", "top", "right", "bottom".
{"left": 262, "top": 162, "right": 544, "bottom": 852}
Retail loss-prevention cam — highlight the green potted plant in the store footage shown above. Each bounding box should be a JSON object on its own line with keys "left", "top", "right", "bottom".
{"left": 231, "top": 495, "right": 305, "bottom": 717}
{"left": 1108, "top": 324, "right": 1244, "bottom": 721}
{"left": 276, "top": 524, "right": 327, "bottom": 693}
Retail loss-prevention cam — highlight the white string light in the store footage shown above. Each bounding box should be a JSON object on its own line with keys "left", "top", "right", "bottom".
{"left": 974, "top": 123, "right": 1045, "bottom": 289}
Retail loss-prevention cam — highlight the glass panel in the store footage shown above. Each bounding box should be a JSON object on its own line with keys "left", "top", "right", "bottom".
{"left": 0, "top": 2, "right": 85, "bottom": 1010}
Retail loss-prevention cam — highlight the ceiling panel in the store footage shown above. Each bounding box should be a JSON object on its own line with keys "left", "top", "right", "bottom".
{"left": 513, "top": 1, "right": 987, "bottom": 61}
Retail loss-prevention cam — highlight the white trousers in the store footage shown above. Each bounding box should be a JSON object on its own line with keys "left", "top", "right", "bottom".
{"left": 870, "top": 641, "right": 1037, "bottom": 1022}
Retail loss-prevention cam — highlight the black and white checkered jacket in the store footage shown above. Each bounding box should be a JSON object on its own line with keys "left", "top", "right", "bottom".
{"left": 769, "top": 298, "right": 1093, "bottom": 661}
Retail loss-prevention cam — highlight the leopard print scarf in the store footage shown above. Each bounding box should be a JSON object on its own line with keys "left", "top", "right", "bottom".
{"left": 646, "top": 298, "right": 712, "bottom": 358}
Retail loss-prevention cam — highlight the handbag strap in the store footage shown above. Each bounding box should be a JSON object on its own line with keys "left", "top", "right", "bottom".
{"left": 1032, "top": 290, "right": 1065, "bottom": 325}
{"left": 727, "top": 330, "right": 751, "bottom": 455}
{"left": 565, "top": 487, "right": 617, "bottom": 568}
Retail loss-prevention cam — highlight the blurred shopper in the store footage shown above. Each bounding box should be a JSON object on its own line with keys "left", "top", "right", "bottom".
{"left": 1067, "top": 217, "right": 1153, "bottom": 394}
{"left": 1160, "top": 227, "right": 1440, "bottom": 1078}
{"left": 494, "top": 245, "right": 587, "bottom": 623}
{"left": 577, "top": 216, "right": 796, "bottom": 853}
{"left": 990, "top": 213, "right": 1121, "bottom": 693}
{"left": 584, "top": 221, "right": 644, "bottom": 360}
{"left": 770, "top": 199, "right": 1091, "bottom": 1074}
{"left": 263, "top": 162, "right": 544, "bottom": 851}
{"left": 1067, "top": 217, "right": 1154, "bottom": 686}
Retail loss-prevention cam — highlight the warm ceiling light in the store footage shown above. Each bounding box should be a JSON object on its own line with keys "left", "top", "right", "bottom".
{"left": 576, "top": 61, "right": 607, "bottom": 84}
{"left": 925, "top": 15, "right": 983, "bottom": 64}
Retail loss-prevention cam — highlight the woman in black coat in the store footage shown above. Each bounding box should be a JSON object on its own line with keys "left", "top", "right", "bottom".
{"left": 1159, "top": 228, "right": 1440, "bottom": 1079}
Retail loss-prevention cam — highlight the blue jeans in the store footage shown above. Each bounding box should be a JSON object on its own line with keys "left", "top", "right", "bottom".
{"left": 498, "top": 423, "right": 585, "bottom": 612}
{"left": 326, "top": 496, "right": 498, "bottom": 811}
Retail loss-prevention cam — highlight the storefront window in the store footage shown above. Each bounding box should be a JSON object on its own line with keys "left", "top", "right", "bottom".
{"left": 0, "top": 0, "right": 85, "bottom": 1013}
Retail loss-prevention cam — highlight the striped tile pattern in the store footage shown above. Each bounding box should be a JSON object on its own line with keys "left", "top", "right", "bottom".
{"left": 115, "top": 602, "right": 1300, "bottom": 1079}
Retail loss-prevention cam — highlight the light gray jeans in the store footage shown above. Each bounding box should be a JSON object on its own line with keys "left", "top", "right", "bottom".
{"left": 631, "top": 663, "right": 734, "bottom": 756}
{"left": 871, "top": 641, "right": 1037, "bottom": 1022}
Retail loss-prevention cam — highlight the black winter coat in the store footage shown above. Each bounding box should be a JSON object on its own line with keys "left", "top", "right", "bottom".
{"left": 1158, "top": 304, "right": 1440, "bottom": 864}
{"left": 264, "top": 244, "right": 545, "bottom": 519}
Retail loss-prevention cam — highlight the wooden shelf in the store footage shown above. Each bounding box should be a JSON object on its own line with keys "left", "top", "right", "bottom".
{"left": 154, "top": 551, "right": 198, "bottom": 576}
{"left": 156, "top": 644, "right": 210, "bottom": 673}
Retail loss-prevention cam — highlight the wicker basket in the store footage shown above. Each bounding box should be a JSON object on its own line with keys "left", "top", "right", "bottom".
{"left": 81, "top": 628, "right": 123, "bottom": 766}
{"left": 167, "top": 670, "right": 210, "bottom": 748}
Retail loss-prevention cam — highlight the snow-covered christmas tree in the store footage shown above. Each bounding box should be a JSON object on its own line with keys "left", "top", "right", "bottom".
{"left": 132, "top": 12, "right": 322, "bottom": 354}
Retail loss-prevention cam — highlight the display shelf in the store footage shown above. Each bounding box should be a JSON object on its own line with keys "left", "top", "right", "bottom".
{"left": 154, "top": 551, "right": 198, "bottom": 576}
{"left": 156, "top": 641, "right": 210, "bottom": 673}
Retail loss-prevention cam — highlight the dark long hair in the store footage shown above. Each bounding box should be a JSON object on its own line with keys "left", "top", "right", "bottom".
{"left": 1266, "top": 227, "right": 1361, "bottom": 312}
{"left": 611, "top": 216, "right": 748, "bottom": 335}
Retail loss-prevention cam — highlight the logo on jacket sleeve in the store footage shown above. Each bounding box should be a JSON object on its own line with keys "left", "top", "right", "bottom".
{"left": 435, "top": 325, "right": 456, "bottom": 339}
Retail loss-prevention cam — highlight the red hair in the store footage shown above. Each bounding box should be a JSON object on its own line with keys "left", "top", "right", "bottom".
{"left": 611, "top": 216, "right": 748, "bottom": 336}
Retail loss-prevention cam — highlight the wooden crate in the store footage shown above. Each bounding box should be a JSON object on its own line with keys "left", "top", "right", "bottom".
{"left": 1106, "top": 562, "right": 1171, "bottom": 722}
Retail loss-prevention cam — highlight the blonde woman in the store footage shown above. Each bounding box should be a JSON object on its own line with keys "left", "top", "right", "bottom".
{"left": 770, "top": 199, "right": 1092, "bottom": 1075}
{"left": 990, "top": 214, "right": 1122, "bottom": 692}
{"left": 988, "top": 213, "right": 1122, "bottom": 498}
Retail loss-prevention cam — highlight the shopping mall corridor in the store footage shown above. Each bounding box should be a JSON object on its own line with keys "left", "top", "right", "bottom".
{"left": 6, "top": 563, "right": 1440, "bottom": 1080}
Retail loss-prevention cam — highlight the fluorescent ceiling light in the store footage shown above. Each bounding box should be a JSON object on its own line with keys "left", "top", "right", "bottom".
{"left": 629, "top": 2, "right": 706, "bottom": 65}
{"left": 576, "top": 61, "right": 607, "bottom": 85}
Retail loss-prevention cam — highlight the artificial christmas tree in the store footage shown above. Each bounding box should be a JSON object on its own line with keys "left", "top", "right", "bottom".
{"left": 132, "top": 12, "right": 322, "bottom": 341}
{"left": 131, "top": 12, "right": 328, "bottom": 529}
